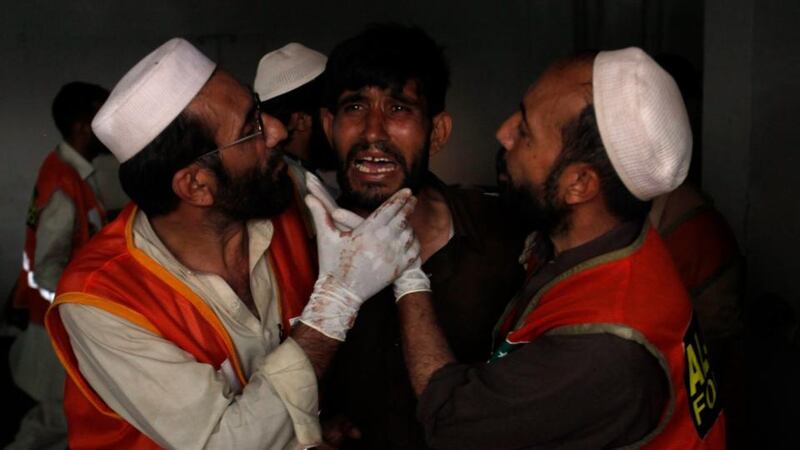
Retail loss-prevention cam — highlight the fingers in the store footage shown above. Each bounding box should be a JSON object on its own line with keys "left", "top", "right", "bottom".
{"left": 363, "top": 189, "right": 414, "bottom": 228}
{"left": 406, "top": 235, "right": 421, "bottom": 254}
{"left": 332, "top": 208, "right": 364, "bottom": 230}
{"left": 386, "top": 196, "right": 417, "bottom": 232}
{"left": 304, "top": 194, "right": 336, "bottom": 234}
{"left": 400, "top": 236, "right": 421, "bottom": 271}
{"left": 306, "top": 172, "right": 338, "bottom": 214}
{"left": 391, "top": 230, "right": 420, "bottom": 273}
{"left": 306, "top": 173, "right": 364, "bottom": 231}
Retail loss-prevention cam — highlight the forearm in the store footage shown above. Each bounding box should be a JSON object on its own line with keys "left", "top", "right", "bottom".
{"left": 416, "top": 334, "right": 669, "bottom": 449}
{"left": 397, "top": 291, "right": 455, "bottom": 396}
{"left": 60, "top": 304, "right": 320, "bottom": 449}
{"left": 291, "top": 322, "right": 340, "bottom": 379}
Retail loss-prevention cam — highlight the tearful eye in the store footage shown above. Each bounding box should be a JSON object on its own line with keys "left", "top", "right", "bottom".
{"left": 341, "top": 103, "right": 365, "bottom": 113}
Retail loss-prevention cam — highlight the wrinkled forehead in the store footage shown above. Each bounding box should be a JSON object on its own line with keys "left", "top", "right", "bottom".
{"left": 523, "top": 62, "right": 593, "bottom": 129}
{"left": 194, "top": 71, "right": 250, "bottom": 108}
{"left": 187, "top": 71, "right": 253, "bottom": 138}
{"left": 338, "top": 78, "right": 423, "bottom": 101}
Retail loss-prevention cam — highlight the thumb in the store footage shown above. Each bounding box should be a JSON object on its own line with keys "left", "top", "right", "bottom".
{"left": 306, "top": 172, "right": 338, "bottom": 214}
{"left": 304, "top": 194, "right": 333, "bottom": 233}
{"left": 332, "top": 208, "right": 364, "bottom": 230}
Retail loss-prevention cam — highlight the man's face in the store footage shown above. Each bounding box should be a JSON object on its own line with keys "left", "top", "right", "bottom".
{"left": 495, "top": 64, "right": 591, "bottom": 233}
{"left": 323, "top": 80, "right": 432, "bottom": 212}
{"left": 211, "top": 148, "right": 292, "bottom": 221}
{"left": 196, "top": 72, "right": 292, "bottom": 220}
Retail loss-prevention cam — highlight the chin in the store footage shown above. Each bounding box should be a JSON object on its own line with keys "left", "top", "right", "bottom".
{"left": 343, "top": 184, "right": 397, "bottom": 211}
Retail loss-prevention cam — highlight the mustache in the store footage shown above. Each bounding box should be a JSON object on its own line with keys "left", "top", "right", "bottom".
{"left": 344, "top": 140, "right": 407, "bottom": 168}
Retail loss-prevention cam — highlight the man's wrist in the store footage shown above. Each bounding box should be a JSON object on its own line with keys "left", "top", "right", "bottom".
{"left": 393, "top": 267, "right": 431, "bottom": 301}
{"left": 291, "top": 323, "right": 340, "bottom": 378}
{"left": 299, "top": 274, "right": 362, "bottom": 341}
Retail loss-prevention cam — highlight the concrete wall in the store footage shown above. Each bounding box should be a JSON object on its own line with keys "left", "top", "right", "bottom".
{"left": 704, "top": 0, "right": 800, "bottom": 312}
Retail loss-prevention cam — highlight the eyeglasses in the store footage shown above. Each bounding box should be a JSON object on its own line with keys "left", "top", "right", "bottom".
{"left": 193, "top": 92, "right": 265, "bottom": 162}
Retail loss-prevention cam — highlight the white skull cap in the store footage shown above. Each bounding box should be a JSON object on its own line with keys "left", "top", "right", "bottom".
{"left": 254, "top": 43, "right": 327, "bottom": 102}
{"left": 593, "top": 47, "right": 692, "bottom": 200}
{"left": 92, "top": 38, "right": 216, "bottom": 163}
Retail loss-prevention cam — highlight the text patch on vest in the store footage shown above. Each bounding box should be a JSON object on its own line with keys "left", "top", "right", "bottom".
{"left": 683, "top": 314, "right": 722, "bottom": 438}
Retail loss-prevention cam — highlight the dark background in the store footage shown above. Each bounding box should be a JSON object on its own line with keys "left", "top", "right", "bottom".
{"left": 1, "top": 0, "right": 798, "bottom": 447}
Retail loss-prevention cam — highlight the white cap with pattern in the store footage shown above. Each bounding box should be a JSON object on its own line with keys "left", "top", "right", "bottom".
{"left": 254, "top": 43, "right": 326, "bottom": 102}
{"left": 92, "top": 38, "right": 216, "bottom": 163}
{"left": 593, "top": 47, "right": 692, "bottom": 200}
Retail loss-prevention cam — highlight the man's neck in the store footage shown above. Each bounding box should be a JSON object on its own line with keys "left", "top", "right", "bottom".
{"left": 65, "top": 136, "right": 97, "bottom": 162}
{"left": 150, "top": 207, "right": 258, "bottom": 316}
{"left": 408, "top": 185, "right": 452, "bottom": 262}
{"left": 349, "top": 183, "right": 453, "bottom": 262}
{"left": 549, "top": 205, "right": 621, "bottom": 257}
{"left": 149, "top": 207, "right": 250, "bottom": 277}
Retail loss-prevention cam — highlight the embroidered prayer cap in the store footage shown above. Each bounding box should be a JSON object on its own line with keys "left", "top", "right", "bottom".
{"left": 92, "top": 38, "right": 216, "bottom": 163}
{"left": 254, "top": 43, "right": 327, "bottom": 102}
{"left": 593, "top": 47, "right": 692, "bottom": 200}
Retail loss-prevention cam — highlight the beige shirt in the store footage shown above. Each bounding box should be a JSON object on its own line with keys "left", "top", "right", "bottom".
{"left": 59, "top": 210, "right": 321, "bottom": 449}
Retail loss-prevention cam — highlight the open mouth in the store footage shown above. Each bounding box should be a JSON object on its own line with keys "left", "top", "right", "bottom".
{"left": 353, "top": 155, "right": 399, "bottom": 174}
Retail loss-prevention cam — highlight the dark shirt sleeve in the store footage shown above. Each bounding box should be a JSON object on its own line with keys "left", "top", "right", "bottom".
{"left": 417, "top": 333, "right": 669, "bottom": 450}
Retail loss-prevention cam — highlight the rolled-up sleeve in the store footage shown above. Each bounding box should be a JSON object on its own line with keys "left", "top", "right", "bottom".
{"left": 260, "top": 337, "right": 321, "bottom": 445}
{"left": 59, "top": 303, "right": 320, "bottom": 449}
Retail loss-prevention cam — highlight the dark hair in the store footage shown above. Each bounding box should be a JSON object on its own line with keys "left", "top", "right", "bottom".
{"left": 261, "top": 75, "right": 324, "bottom": 126}
{"left": 118, "top": 111, "right": 216, "bottom": 217}
{"left": 548, "top": 104, "right": 651, "bottom": 222}
{"left": 51, "top": 82, "right": 109, "bottom": 139}
{"left": 323, "top": 23, "right": 450, "bottom": 117}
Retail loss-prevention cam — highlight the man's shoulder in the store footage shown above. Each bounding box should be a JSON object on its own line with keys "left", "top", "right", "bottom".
{"left": 441, "top": 183, "right": 524, "bottom": 238}
{"left": 37, "top": 149, "right": 88, "bottom": 192}
{"left": 59, "top": 213, "right": 133, "bottom": 290}
{"left": 442, "top": 183, "right": 503, "bottom": 215}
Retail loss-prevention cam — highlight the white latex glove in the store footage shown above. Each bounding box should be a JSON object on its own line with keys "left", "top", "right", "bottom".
{"left": 305, "top": 172, "right": 362, "bottom": 229}
{"left": 305, "top": 172, "right": 431, "bottom": 302}
{"left": 392, "top": 256, "right": 431, "bottom": 302}
{"left": 300, "top": 188, "right": 419, "bottom": 340}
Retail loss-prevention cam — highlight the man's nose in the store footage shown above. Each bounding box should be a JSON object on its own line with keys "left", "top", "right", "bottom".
{"left": 261, "top": 112, "right": 289, "bottom": 149}
{"left": 363, "top": 107, "right": 388, "bottom": 143}
{"left": 496, "top": 112, "right": 519, "bottom": 150}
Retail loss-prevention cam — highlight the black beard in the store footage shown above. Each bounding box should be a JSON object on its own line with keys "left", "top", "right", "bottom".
{"left": 212, "top": 150, "right": 293, "bottom": 221}
{"left": 506, "top": 173, "right": 570, "bottom": 236}
{"left": 336, "top": 139, "right": 428, "bottom": 212}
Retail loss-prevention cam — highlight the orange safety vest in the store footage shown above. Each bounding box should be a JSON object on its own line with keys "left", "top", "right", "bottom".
{"left": 45, "top": 197, "right": 316, "bottom": 449}
{"left": 493, "top": 224, "right": 726, "bottom": 449}
{"left": 14, "top": 149, "right": 107, "bottom": 324}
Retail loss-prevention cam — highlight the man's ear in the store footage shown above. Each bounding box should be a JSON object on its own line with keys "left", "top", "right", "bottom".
{"left": 321, "top": 107, "right": 335, "bottom": 148}
{"left": 289, "top": 112, "right": 312, "bottom": 133}
{"left": 172, "top": 165, "right": 216, "bottom": 207}
{"left": 429, "top": 112, "right": 453, "bottom": 157}
{"left": 560, "top": 162, "right": 601, "bottom": 206}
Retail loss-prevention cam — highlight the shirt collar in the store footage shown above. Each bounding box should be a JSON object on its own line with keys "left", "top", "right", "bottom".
{"left": 132, "top": 209, "right": 275, "bottom": 278}
{"left": 246, "top": 219, "right": 275, "bottom": 273}
{"left": 541, "top": 219, "right": 643, "bottom": 274}
{"left": 426, "top": 172, "right": 483, "bottom": 251}
{"left": 57, "top": 141, "right": 95, "bottom": 180}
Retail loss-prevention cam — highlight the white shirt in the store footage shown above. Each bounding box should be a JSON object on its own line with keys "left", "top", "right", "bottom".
{"left": 59, "top": 210, "right": 321, "bottom": 449}
{"left": 33, "top": 142, "right": 102, "bottom": 292}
